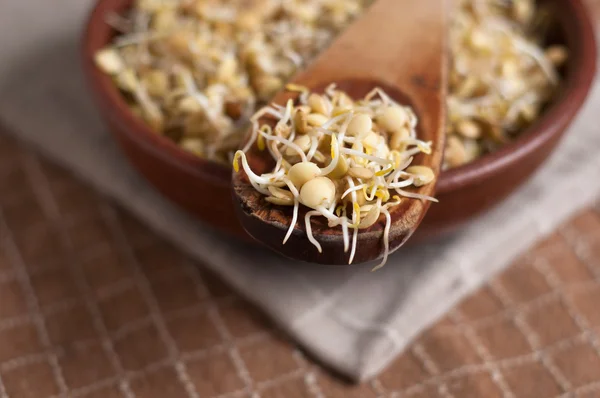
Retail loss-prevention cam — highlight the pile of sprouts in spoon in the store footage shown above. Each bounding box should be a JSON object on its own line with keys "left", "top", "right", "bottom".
{"left": 233, "top": 85, "right": 436, "bottom": 269}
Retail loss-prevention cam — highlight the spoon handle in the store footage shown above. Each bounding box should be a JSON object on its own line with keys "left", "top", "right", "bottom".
{"left": 294, "top": 0, "right": 448, "bottom": 95}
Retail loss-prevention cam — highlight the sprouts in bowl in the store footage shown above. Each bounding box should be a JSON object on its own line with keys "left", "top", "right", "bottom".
{"left": 83, "top": 0, "right": 597, "bottom": 245}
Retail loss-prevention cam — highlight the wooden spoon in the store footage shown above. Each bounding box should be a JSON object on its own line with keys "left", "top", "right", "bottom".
{"left": 232, "top": 0, "right": 448, "bottom": 265}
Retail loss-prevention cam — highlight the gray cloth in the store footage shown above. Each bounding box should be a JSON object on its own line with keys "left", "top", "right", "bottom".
{"left": 1, "top": 0, "right": 599, "bottom": 381}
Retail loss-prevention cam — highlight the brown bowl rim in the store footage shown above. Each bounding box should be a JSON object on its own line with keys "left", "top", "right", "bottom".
{"left": 82, "top": 0, "right": 597, "bottom": 196}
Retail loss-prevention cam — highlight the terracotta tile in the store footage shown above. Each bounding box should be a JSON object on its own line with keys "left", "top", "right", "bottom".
{"left": 379, "top": 350, "right": 429, "bottom": 390}
{"left": 64, "top": 214, "right": 115, "bottom": 251}
{"left": 496, "top": 261, "right": 552, "bottom": 303}
{"left": 2, "top": 360, "right": 60, "bottom": 398}
{"left": 219, "top": 301, "right": 271, "bottom": 339}
{"left": 166, "top": 310, "right": 222, "bottom": 352}
{"left": 551, "top": 342, "right": 600, "bottom": 388}
{"left": 60, "top": 341, "right": 115, "bottom": 389}
{"left": 81, "top": 246, "right": 134, "bottom": 291}
{"left": 540, "top": 241, "right": 593, "bottom": 284}
{"left": 0, "top": 138, "right": 23, "bottom": 169}
{"left": 581, "top": 233, "right": 600, "bottom": 266}
{"left": 0, "top": 279, "right": 28, "bottom": 319}
{"left": 502, "top": 360, "right": 563, "bottom": 397}
{"left": 401, "top": 385, "right": 444, "bottom": 398}
{"left": 3, "top": 195, "right": 49, "bottom": 233}
{"left": 40, "top": 161, "right": 73, "bottom": 190}
{"left": 186, "top": 351, "right": 245, "bottom": 395}
{"left": 151, "top": 274, "right": 204, "bottom": 315}
{"left": 475, "top": 318, "right": 532, "bottom": 360}
{"left": 576, "top": 390, "right": 600, "bottom": 398}
{"left": 456, "top": 287, "right": 504, "bottom": 321}
{"left": 48, "top": 172, "right": 88, "bottom": 193}
{"left": 420, "top": 330, "right": 483, "bottom": 372}
{"left": 238, "top": 337, "right": 299, "bottom": 382}
{"left": 434, "top": 314, "right": 458, "bottom": 330}
{"left": 317, "top": 372, "right": 378, "bottom": 398}
{"left": 134, "top": 242, "right": 186, "bottom": 281}
{"left": 0, "top": 189, "right": 36, "bottom": 209}
{"left": 260, "top": 375, "right": 311, "bottom": 398}
{"left": 113, "top": 209, "right": 154, "bottom": 247}
{"left": 52, "top": 182, "right": 100, "bottom": 217}
{"left": 0, "top": 165, "right": 30, "bottom": 195}
{"left": 569, "top": 211, "right": 600, "bottom": 237}
{"left": 45, "top": 304, "right": 98, "bottom": 345}
{"left": 202, "top": 270, "right": 234, "bottom": 298}
{"left": 532, "top": 232, "right": 566, "bottom": 256}
{"left": 98, "top": 287, "right": 149, "bottom": 331}
{"left": 0, "top": 323, "right": 42, "bottom": 362}
{"left": 30, "top": 266, "right": 79, "bottom": 307}
{"left": 79, "top": 385, "right": 123, "bottom": 398}
{"left": 525, "top": 298, "right": 580, "bottom": 346}
{"left": 130, "top": 367, "right": 189, "bottom": 398}
{"left": 113, "top": 324, "right": 168, "bottom": 371}
{"left": 12, "top": 225, "right": 68, "bottom": 266}
{"left": 568, "top": 285, "right": 600, "bottom": 327}
{"left": 446, "top": 373, "right": 503, "bottom": 398}
{"left": 0, "top": 240, "right": 12, "bottom": 271}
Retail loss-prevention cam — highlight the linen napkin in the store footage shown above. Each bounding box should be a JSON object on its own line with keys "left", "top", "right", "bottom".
{"left": 0, "top": 0, "right": 599, "bottom": 381}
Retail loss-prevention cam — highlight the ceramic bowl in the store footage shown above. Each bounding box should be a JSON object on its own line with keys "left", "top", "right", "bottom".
{"left": 82, "top": 0, "right": 597, "bottom": 245}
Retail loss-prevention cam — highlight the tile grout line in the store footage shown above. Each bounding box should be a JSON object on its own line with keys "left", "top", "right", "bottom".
{"left": 101, "top": 204, "right": 200, "bottom": 398}
{"left": 488, "top": 280, "right": 573, "bottom": 392}
{"left": 432, "top": 280, "right": 600, "bottom": 336}
{"left": 0, "top": 269, "right": 17, "bottom": 284}
{"left": 533, "top": 257, "right": 600, "bottom": 395}
{"left": 0, "top": 327, "right": 267, "bottom": 376}
{"left": 93, "top": 278, "right": 137, "bottom": 301}
{"left": 0, "top": 297, "right": 79, "bottom": 333}
{"left": 557, "top": 379, "right": 600, "bottom": 398}
{"left": 393, "top": 329, "right": 589, "bottom": 397}
{"left": 209, "top": 367, "right": 312, "bottom": 398}
{"left": 0, "top": 212, "right": 69, "bottom": 396}
{"left": 291, "top": 349, "right": 325, "bottom": 398}
{"left": 0, "top": 351, "right": 65, "bottom": 373}
{"left": 410, "top": 342, "right": 454, "bottom": 398}
{"left": 0, "top": 376, "right": 7, "bottom": 398}
{"left": 110, "top": 317, "right": 155, "bottom": 341}
{"left": 0, "top": 267, "right": 215, "bottom": 335}
{"left": 449, "top": 309, "right": 515, "bottom": 398}
{"left": 181, "top": 259, "right": 260, "bottom": 398}
{"left": 369, "top": 378, "right": 388, "bottom": 398}
{"left": 0, "top": 314, "right": 7, "bottom": 398}
{"left": 551, "top": 231, "right": 600, "bottom": 358}
{"left": 25, "top": 154, "right": 136, "bottom": 398}
{"left": 560, "top": 225, "right": 600, "bottom": 278}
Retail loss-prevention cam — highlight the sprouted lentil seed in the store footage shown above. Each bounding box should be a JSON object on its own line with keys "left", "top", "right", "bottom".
{"left": 95, "top": 0, "right": 567, "bottom": 168}
{"left": 233, "top": 85, "right": 436, "bottom": 270}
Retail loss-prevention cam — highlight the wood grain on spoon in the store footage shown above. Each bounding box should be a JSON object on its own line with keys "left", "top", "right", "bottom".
{"left": 232, "top": 0, "right": 448, "bottom": 265}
